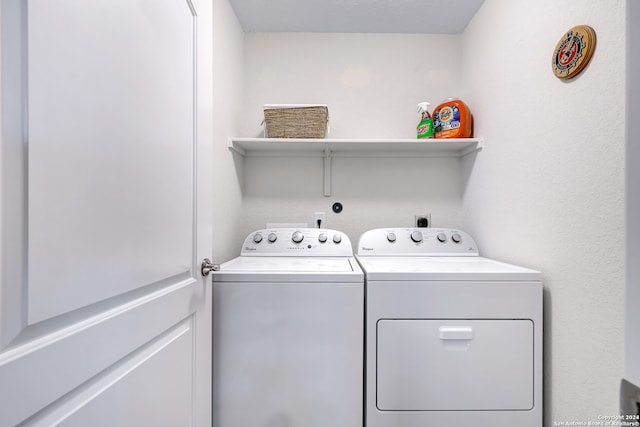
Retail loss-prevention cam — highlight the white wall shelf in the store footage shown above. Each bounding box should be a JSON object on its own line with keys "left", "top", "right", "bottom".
{"left": 229, "top": 137, "right": 483, "bottom": 158}
{"left": 228, "top": 137, "right": 483, "bottom": 196}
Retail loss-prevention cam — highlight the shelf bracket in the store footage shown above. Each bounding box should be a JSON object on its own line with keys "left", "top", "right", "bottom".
{"left": 323, "top": 144, "right": 331, "bottom": 197}
{"left": 460, "top": 138, "right": 484, "bottom": 157}
{"left": 227, "top": 138, "right": 247, "bottom": 156}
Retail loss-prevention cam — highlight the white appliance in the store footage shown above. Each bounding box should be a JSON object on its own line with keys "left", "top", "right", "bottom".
{"left": 356, "top": 228, "right": 543, "bottom": 427}
{"left": 211, "top": 228, "right": 364, "bottom": 427}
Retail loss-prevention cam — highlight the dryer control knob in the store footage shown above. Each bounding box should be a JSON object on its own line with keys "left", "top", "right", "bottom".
{"left": 318, "top": 233, "right": 327, "bottom": 243}
{"left": 292, "top": 231, "right": 304, "bottom": 244}
{"left": 387, "top": 232, "right": 397, "bottom": 243}
{"left": 437, "top": 233, "right": 447, "bottom": 243}
{"left": 451, "top": 233, "right": 462, "bottom": 244}
{"left": 410, "top": 231, "right": 423, "bottom": 243}
{"left": 333, "top": 234, "right": 342, "bottom": 244}
{"left": 253, "top": 233, "right": 263, "bottom": 243}
{"left": 268, "top": 233, "right": 277, "bottom": 243}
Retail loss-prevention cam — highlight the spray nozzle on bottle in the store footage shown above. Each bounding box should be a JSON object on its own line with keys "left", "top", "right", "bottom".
{"left": 416, "top": 102, "right": 434, "bottom": 139}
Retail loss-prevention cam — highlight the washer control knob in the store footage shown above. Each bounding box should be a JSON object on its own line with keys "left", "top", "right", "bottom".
{"left": 253, "top": 233, "right": 263, "bottom": 243}
{"left": 268, "top": 233, "right": 277, "bottom": 243}
{"left": 451, "top": 233, "right": 462, "bottom": 244}
{"left": 333, "top": 234, "right": 342, "bottom": 244}
{"left": 291, "top": 231, "right": 304, "bottom": 244}
{"left": 387, "top": 232, "right": 397, "bottom": 243}
{"left": 437, "top": 233, "right": 447, "bottom": 243}
{"left": 318, "top": 233, "right": 328, "bottom": 243}
{"left": 410, "top": 231, "right": 423, "bottom": 243}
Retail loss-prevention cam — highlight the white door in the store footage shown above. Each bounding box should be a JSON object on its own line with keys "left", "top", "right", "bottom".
{"left": 0, "top": 0, "right": 213, "bottom": 425}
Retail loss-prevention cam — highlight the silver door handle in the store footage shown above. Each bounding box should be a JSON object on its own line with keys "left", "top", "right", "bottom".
{"left": 201, "top": 258, "right": 219, "bottom": 277}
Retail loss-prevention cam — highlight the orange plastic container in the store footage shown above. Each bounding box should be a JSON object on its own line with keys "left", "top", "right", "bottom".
{"left": 433, "top": 98, "right": 473, "bottom": 138}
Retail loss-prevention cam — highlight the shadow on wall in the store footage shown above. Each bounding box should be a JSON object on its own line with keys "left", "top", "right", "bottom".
{"left": 459, "top": 149, "right": 480, "bottom": 197}
{"left": 241, "top": 156, "right": 463, "bottom": 200}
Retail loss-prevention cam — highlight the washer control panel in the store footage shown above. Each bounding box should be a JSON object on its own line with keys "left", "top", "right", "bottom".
{"left": 241, "top": 228, "right": 353, "bottom": 257}
{"left": 357, "top": 228, "right": 479, "bottom": 256}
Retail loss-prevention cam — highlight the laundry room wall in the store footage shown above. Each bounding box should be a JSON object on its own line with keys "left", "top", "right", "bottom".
{"left": 626, "top": 0, "right": 640, "bottom": 394}
{"left": 461, "top": 0, "right": 626, "bottom": 424}
{"left": 211, "top": 0, "right": 245, "bottom": 263}
{"left": 238, "top": 33, "right": 467, "bottom": 244}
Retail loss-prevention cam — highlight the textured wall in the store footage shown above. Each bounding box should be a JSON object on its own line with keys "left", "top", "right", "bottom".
{"left": 626, "top": 0, "right": 640, "bottom": 388}
{"left": 239, "top": 33, "right": 466, "bottom": 244}
{"left": 211, "top": 0, "right": 245, "bottom": 263}
{"left": 461, "top": 0, "right": 626, "bottom": 423}
{"left": 240, "top": 155, "right": 464, "bottom": 245}
{"left": 242, "top": 33, "right": 462, "bottom": 140}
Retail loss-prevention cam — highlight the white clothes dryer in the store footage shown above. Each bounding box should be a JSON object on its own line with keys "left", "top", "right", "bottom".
{"left": 356, "top": 228, "right": 543, "bottom": 427}
{"left": 212, "top": 228, "right": 364, "bottom": 427}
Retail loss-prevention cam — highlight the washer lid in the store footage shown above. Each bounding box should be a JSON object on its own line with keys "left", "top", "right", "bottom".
{"left": 355, "top": 256, "right": 541, "bottom": 281}
{"left": 222, "top": 256, "right": 354, "bottom": 272}
{"left": 213, "top": 256, "right": 364, "bottom": 282}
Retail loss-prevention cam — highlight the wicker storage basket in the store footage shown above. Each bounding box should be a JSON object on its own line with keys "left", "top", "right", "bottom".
{"left": 263, "top": 104, "right": 329, "bottom": 138}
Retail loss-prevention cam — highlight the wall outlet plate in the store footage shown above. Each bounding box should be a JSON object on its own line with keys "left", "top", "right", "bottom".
{"left": 414, "top": 214, "right": 431, "bottom": 228}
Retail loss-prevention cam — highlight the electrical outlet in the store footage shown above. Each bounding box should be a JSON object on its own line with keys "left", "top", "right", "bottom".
{"left": 415, "top": 214, "right": 431, "bottom": 228}
{"left": 314, "top": 212, "right": 325, "bottom": 229}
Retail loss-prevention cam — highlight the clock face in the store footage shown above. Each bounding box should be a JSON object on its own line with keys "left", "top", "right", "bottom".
{"left": 552, "top": 25, "right": 596, "bottom": 79}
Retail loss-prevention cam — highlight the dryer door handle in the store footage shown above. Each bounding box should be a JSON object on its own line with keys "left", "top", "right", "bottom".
{"left": 438, "top": 326, "right": 474, "bottom": 340}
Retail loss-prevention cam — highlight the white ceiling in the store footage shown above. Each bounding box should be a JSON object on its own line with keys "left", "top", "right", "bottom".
{"left": 228, "top": 0, "right": 486, "bottom": 34}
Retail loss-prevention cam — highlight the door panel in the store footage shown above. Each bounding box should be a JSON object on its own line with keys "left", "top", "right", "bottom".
{"left": 0, "top": 0, "right": 213, "bottom": 425}
{"left": 27, "top": 0, "right": 195, "bottom": 323}
{"left": 3, "top": 280, "right": 195, "bottom": 425}
{"left": 25, "top": 318, "right": 194, "bottom": 427}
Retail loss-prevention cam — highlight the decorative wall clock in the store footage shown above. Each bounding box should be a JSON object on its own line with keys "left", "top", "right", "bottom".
{"left": 552, "top": 25, "right": 597, "bottom": 80}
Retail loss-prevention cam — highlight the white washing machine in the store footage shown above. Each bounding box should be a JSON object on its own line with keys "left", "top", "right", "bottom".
{"left": 356, "top": 228, "right": 543, "bottom": 427}
{"left": 211, "top": 228, "right": 364, "bottom": 427}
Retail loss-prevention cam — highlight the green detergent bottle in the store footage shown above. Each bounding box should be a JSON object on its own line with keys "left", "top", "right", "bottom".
{"left": 417, "top": 102, "right": 434, "bottom": 139}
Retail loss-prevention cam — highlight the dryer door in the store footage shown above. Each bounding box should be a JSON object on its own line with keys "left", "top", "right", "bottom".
{"left": 376, "top": 319, "right": 534, "bottom": 411}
